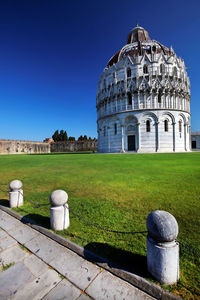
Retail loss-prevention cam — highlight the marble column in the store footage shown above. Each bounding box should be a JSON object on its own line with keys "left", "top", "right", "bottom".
{"left": 121, "top": 125, "right": 125, "bottom": 152}
{"left": 107, "top": 126, "right": 110, "bottom": 153}
{"left": 137, "top": 122, "right": 141, "bottom": 152}
{"left": 156, "top": 121, "right": 160, "bottom": 152}
{"left": 184, "top": 124, "right": 187, "bottom": 151}
{"left": 172, "top": 122, "right": 176, "bottom": 152}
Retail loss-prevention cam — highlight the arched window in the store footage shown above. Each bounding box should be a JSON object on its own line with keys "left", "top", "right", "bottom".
{"left": 114, "top": 123, "right": 117, "bottom": 135}
{"left": 146, "top": 120, "right": 151, "bottom": 132}
{"left": 160, "top": 64, "right": 165, "bottom": 74}
{"left": 152, "top": 45, "right": 156, "bottom": 52}
{"left": 173, "top": 67, "right": 177, "bottom": 77}
{"left": 179, "top": 120, "right": 182, "bottom": 133}
{"left": 164, "top": 120, "right": 168, "bottom": 132}
{"left": 127, "top": 92, "right": 132, "bottom": 106}
{"left": 127, "top": 68, "right": 131, "bottom": 78}
{"left": 143, "top": 65, "right": 148, "bottom": 74}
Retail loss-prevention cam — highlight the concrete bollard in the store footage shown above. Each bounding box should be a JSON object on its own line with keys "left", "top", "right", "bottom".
{"left": 146, "top": 210, "right": 179, "bottom": 285}
{"left": 50, "top": 190, "right": 69, "bottom": 231}
{"left": 9, "top": 180, "right": 23, "bottom": 208}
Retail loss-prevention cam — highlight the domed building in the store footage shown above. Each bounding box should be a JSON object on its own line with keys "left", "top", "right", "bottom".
{"left": 96, "top": 25, "right": 191, "bottom": 153}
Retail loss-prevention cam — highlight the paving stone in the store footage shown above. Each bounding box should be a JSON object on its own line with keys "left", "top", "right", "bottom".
{"left": 23, "top": 254, "right": 49, "bottom": 277}
{"left": 0, "top": 229, "right": 8, "bottom": 239}
{"left": 0, "top": 244, "right": 29, "bottom": 265}
{"left": 24, "top": 234, "right": 64, "bottom": 264}
{"left": 0, "top": 261, "right": 35, "bottom": 300}
{"left": 42, "top": 279, "right": 81, "bottom": 300}
{"left": 0, "top": 234, "right": 17, "bottom": 250}
{"left": 12, "top": 268, "right": 61, "bottom": 300}
{"left": 49, "top": 247, "right": 101, "bottom": 290}
{"left": 9, "top": 224, "right": 39, "bottom": 244}
{"left": 0, "top": 210, "right": 22, "bottom": 231}
{"left": 85, "top": 270, "right": 155, "bottom": 300}
{"left": 76, "top": 293, "right": 91, "bottom": 300}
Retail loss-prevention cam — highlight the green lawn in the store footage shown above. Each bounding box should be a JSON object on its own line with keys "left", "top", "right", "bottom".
{"left": 0, "top": 152, "right": 199, "bottom": 298}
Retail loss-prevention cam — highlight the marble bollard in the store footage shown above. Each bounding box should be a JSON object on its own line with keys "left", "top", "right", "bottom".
{"left": 50, "top": 190, "right": 69, "bottom": 231}
{"left": 146, "top": 210, "right": 179, "bottom": 285}
{"left": 9, "top": 180, "right": 23, "bottom": 208}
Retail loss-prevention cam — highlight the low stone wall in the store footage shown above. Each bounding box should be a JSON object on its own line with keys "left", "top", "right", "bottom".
{"left": 0, "top": 140, "right": 50, "bottom": 154}
{"left": 50, "top": 140, "right": 97, "bottom": 152}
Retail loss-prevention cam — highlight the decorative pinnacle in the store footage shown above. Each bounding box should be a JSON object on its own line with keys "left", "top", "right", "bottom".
{"left": 136, "top": 22, "right": 139, "bottom": 27}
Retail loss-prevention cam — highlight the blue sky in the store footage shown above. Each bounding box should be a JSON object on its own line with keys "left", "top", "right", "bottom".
{"left": 0, "top": 0, "right": 199, "bottom": 141}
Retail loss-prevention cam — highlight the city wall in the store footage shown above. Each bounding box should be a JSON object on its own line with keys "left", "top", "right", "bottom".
{"left": 50, "top": 140, "right": 97, "bottom": 152}
{"left": 0, "top": 139, "right": 97, "bottom": 154}
{"left": 0, "top": 140, "right": 50, "bottom": 154}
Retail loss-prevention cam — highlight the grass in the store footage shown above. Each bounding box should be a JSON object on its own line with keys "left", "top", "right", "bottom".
{"left": 20, "top": 244, "right": 31, "bottom": 253}
{"left": 2, "top": 262, "right": 15, "bottom": 271}
{"left": 0, "top": 152, "right": 199, "bottom": 298}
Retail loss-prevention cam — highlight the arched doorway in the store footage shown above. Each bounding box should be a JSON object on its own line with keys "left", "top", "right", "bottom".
{"left": 126, "top": 124, "right": 137, "bottom": 151}
{"left": 128, "top": 135, "right": 136, "bottom": 151}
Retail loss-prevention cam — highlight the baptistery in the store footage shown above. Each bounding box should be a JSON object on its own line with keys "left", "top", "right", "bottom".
{"left": 96, "top": 25, "right": 191, "bottom": 153}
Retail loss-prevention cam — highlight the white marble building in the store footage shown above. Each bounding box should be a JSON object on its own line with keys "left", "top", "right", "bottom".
{"left": 96, "top": 25, "right": 191, "bottom": 153}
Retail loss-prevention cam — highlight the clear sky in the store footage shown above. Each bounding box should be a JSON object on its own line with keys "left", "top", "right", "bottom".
{"left": 0, "top": 0, "right": 199, "bottom": 141}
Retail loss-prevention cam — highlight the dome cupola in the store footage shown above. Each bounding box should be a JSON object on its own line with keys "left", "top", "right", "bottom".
{"left": 127, "top": 24, "right": 151, "bottom": 44}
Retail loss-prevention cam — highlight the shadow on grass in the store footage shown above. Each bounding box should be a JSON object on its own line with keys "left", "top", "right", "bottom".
{"left": 84, "top": 242, "right": 150, "bottom": 279}
{"left": 21, "top": 213, "right": 50, "bottom": 229}
{"left": 0, "top": 199, "right": 9, "bottom": 207}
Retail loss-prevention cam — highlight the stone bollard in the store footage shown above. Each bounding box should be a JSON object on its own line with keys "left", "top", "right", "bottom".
{"left": 50, "top": 190, "right": 69, "bottom": 231}
{"left": 9, "top": 180, "right": 23, "bottom": 208}
{"left": 146, "top": 210, "right": 179, "bottom": 285}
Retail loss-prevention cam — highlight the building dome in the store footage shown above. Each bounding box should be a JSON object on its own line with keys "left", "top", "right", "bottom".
{"left": 107, "top": 25, "right": 171, "bottom": 68}
{"left": 96, "top": 25, "right": 191, "bottom": 153}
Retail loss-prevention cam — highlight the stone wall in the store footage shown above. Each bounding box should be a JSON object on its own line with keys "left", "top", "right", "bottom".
{"left": 0, "top": 140, "right": 50, "bottom": 154}
{"left": 50, "top": 140, "right": 97, "bottom": 152}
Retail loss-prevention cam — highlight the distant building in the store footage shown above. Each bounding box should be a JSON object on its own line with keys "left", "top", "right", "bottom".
{"left": 191, "top": 132, "right": 200, "bottom": 149}
{"left": 96, "top": 25, "right": 191, "bottom": 153}
{"left": 43, "top": 138, "right": 54, "bottom": 143}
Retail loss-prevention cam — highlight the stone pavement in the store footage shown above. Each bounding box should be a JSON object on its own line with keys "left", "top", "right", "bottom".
{"left": 0, "top": 209, "right": 155, "bottom": 300}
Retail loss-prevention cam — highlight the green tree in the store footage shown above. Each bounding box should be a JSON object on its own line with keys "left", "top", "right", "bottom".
{"left": 63, "top": 131, "right": 68, "bottom": 141}
{"left": 52, "top": 130, "right": 59, "bottom": 142}
{"left": 52, "top": 130, "right": 68, "bottom": 142}
{"left": 78, "top": 135, "right": 83, "bottom": 141}
{"left": 68, "top": 136, "right": 75, "bottom": 141}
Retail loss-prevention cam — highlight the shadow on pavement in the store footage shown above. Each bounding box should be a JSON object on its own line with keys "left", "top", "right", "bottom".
{"left": 21, "top": 213, "right": 50, "bottom": 229}
{"left": 84, "top": 242, "right": 150, "bottom": 279}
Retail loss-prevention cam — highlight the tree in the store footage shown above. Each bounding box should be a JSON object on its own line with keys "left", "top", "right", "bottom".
{"left": 52, "top": 130, "right": 59, "bottom": 142}
{"left": 78, "top": 135, "right": 83, "bottom": 141}
{"left": 83, "top": 135, "right": 87, "bottom": 140}
{"left": 52, "top": 130, "right": 68, "bottom": 142}
{"left": 68, "top": 136, "right": 75, "bottom": 141}
{"left": 63, "top": 131, "right": 68, "bottom": 141}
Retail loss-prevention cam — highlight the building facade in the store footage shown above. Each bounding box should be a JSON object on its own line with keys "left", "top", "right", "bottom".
{"left": 96, "top": 25, "right": 191, "bottom": 153}
{"left": 191, "top": 132, "right": 200, "bottom": 149}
